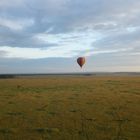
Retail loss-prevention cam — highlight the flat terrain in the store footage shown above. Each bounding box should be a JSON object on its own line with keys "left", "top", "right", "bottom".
{"left": 0, "top": 76, "right": 140, "bottom": 140}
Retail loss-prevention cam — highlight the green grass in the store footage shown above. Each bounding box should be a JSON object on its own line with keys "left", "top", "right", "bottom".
{"left": 0, "top": 76, "right": 140, "bottom": 140}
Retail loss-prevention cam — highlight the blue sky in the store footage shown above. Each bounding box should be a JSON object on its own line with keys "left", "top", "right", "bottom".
{"left": 0, "top": 0, "right": 140, "bottom": 73}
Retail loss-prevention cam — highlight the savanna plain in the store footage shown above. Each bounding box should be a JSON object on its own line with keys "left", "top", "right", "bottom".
{"left": 0, "top": 76, "right": 140, "bottom": 140}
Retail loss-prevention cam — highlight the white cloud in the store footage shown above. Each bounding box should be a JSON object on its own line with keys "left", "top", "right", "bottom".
{"left": 126, "top": 26, "right": 140, "bottom": 32}
{"left": 0, "top": 28, "right": 136, "bottom": 59}
{"left": 0, "top": 46, "right": 131, "bottom": 59}
{"left": 46, "top": 0, "right": 69, "bottom": 8}
{"left": 0, "top": 0, "right": 140, "bottom": 73}
{"left": 0, "top": 0, "right": 24, "bottom": 7}
{"left": 84, "top": 48, "right": 133, "bottom": 57}
{"left": 0, "top": 46, "right": 76, "bottom": 59}
{"left": 35, "top": 29, "right": 103, "bottom": 51}
{"left": 0, "top": 18, "right": 34, "bottom": 31}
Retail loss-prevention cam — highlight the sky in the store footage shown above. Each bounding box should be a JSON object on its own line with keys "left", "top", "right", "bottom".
{"left": 0, "top": 0, "right": 140, "bottom": 73}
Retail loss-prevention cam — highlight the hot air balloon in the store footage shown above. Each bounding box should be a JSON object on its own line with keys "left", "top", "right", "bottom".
{"left": 77, "top": 57, "right": 85, "bottom": 68}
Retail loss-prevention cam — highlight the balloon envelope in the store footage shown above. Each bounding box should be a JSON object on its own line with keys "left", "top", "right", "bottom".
{"left": 77, "top": 57, "right": 85, "bottom": 68}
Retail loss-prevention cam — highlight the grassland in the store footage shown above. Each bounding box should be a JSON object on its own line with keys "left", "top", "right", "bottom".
{"left": 0, "top": 76, "right": 140, "bottom": 140}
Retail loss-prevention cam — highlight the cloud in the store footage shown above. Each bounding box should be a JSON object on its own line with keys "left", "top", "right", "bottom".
{"left": 0, "top": 0, "right": 24, "bottom": 8}
{"left": 0, "top": 50, "right": 8, "bottom": 57}
{"left": 0, "top": 0, "right": 140, "bottom": 72}
{"left": 0, "top": 29, "right": 104, "bottom": 58}
{"left": 0, "top": 45, "right": 132, "bottom": 59}
{"left": 0, "top": 46, "right": 76, "bottom": 59}
{"left": 85, "top": 48, "right": 133, "bottom": 57}
{"left": 0, "top": 18, "right": 34, "bottom": 31}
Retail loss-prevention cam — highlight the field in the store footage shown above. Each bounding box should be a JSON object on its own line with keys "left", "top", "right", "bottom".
{"left": 0, "top": 76, "right": 140, "bottom": 140}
